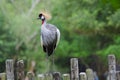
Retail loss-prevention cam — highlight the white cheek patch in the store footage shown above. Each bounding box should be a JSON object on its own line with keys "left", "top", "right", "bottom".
{"left": 41, "top": 16, "right": 45, "bottom": 19}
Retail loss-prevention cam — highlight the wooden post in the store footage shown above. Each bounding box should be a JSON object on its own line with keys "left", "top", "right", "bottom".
{"left": 108, "top": 54, "right": 116, "bottom": 80}
{"left": 86, "top": 68, "right": 94, "bottom": 80}
{"left": 44, "top": 73, "right": 53, "bottom": 80}
{"left": 53, "top": 72, "right": 61, "bottom": 80}
{"left": 62, "top": 74, "right": 70, "bottom": 80}
{"left": 70, "top": 58, "right": 79, "bottom": 80}
{"left": 6, "top": 59, "right": 14, "bottom": 80}
{"left": 27, "top": 72, "right": 34, "bottom": 80}
{"left": 17, "top": 60, "right": 25, "bottom": 80}
{"left": 116, "top": 71, "right": 120, "bottom": 80}
{"left": 80, "top": 72, "right": 87, "bottom": 80}
{"left": 0, "top": 73, "right": 6, "bottom": 80}
{"left": 37, "top": 74, "right": 44, "bottom": 80}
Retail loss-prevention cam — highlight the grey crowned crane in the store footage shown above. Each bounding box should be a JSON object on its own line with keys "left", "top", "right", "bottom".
{"left": 38, "top": 11, "right": 60, "bottom": 57}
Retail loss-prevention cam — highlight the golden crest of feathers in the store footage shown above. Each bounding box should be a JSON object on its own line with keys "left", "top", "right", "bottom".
{"left": 40, "top": 10, "right": 52, "bottom": 20}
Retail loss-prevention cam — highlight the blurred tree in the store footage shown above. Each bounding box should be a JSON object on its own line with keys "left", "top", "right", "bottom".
{"left": 0, "top": 11, "right": 17, "bottom": 72}
{"left": 0, "top": 0, "right": 120, "bottom": 79}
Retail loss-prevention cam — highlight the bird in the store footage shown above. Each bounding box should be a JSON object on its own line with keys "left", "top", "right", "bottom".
{"left": 38, "top": 11, "right": 60, "bottom": 57}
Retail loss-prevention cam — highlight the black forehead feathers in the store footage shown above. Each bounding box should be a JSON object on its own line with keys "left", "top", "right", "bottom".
{"left": 39, "top": 13, "right": 42, "bottom": 17}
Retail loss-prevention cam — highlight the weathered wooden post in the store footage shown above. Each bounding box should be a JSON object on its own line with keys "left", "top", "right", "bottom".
{"left": 0, "top": 73, "right": 6, "bottom": 80}
{"left": 70, "top": 58, "right": 79, "bottom": 80}
{"left": 62, "top": 74, "right": 70, "bottom": 80}
{"left": 27, "top": 72, "right": 34, "bottom": 80}
{"left": 17, "top": 60, "right": 25, "bottom": 80}
{"left": 37, "top": 74, "right": 44, "bottom": 80}
{"left": 108, "top": 54, "right": 116, "bottom": 80}
{"left": 86, "top": 68, "right": 94, "bottom": 80}
{"left": 80, "top": 72, "right": 87, "bottom": 80}
{"left": 53, "top": 72, "right": 61, "bottom": 80}
{"left": 6, "top": 59, "right": 14, "bottom": 80}
{"left": 116, "top": 71, "right": 120, "bottom": 80}
{"left": 44, "top": 73, "right": 53, "bottom": 80}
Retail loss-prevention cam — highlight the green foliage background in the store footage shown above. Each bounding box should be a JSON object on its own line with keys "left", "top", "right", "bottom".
{"left": 0, "top": 0, "right": 120, "bottom": 79}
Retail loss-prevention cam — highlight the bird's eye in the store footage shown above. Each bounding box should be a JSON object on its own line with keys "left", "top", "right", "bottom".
{"left": 41, "top": 16, "right": 45, "bottom": 19}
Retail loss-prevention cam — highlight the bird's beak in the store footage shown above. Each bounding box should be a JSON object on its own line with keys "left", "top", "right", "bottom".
{"left": 37, "top": 17, "right": 40, "bottom": 20}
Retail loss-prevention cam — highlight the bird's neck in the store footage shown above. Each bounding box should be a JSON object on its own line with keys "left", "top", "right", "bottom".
{"left": 41, "top": 20, "right": 47, "bottom": 26}
{"left": 42, "top": 19, "right": 46, "bottom": 24}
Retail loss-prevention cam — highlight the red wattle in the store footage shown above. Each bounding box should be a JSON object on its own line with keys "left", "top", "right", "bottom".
{"left": 42, "top": 21, "right": 44, "bottom": 24}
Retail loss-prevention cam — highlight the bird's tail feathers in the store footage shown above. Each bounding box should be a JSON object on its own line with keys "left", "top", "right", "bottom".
{"left": 47, "top": 47, "right": 54, "bottom": 56}
{"left": 45, "top": 45, "right": 55, "bottom": 56}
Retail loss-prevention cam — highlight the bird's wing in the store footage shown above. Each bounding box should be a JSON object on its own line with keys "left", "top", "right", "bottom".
{"left": 41, "top": 25, "right": 57, "bottom": 46}
{"left": 40, "top": 35, "right": 43, "bottom": 46}
{"left": 40, "top": 35, "right": 47, "bottom": 52}
{"left": 56, "top": 28, "right": 60, "bottom": 45}
{"left": 41, "top": 24, "right": 58, "bottom": 56}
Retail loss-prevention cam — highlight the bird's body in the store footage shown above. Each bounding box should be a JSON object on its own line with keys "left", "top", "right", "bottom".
{"left": 38, "top": 12, "right": 60, "bottom": 56}
{"left": 41, "top": 22, "right": 60, "bottom": 56}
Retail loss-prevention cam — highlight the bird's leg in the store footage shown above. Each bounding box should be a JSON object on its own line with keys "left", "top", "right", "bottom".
{"left": 52, "top": 53, "right": 55, "bottom": 72}
{"left": 45, "top": 53, "right": 50, "bottom": 73}
{"left": 45, "top": 50, "right": 56, "bottom": 73}
{"left": 46, "top": 52, "right": 55, "bottom": 74}
{"left": 48, "top": 55, "right": 53, "bottom": 73}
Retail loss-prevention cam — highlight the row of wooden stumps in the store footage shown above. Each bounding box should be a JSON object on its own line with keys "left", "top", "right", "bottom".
{"left": 0, "top": 58, "right": 95, "bottom": 80}
{"left": 0, "top": 54, "right": 120, "bottom": 80}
